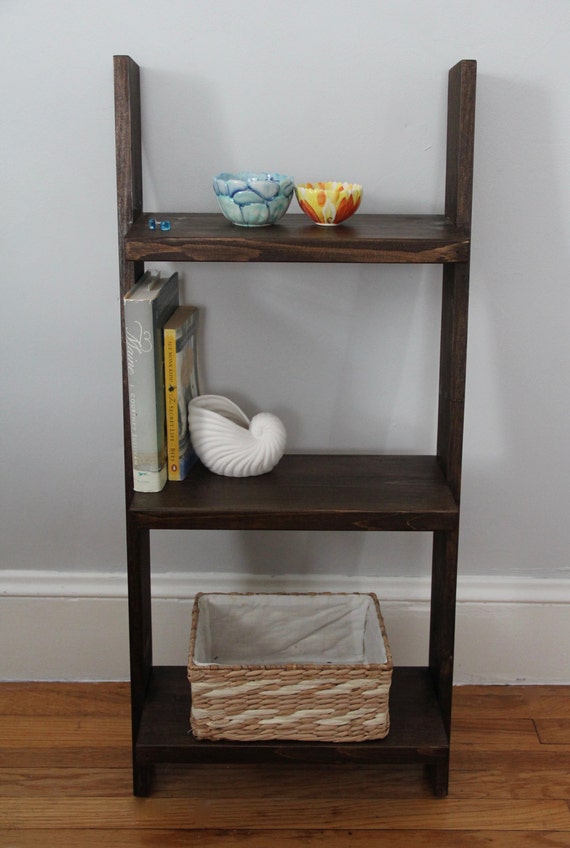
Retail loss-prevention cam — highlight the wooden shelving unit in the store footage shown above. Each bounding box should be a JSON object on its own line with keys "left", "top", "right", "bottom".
{"left": 114, "top": 56, "right": 476, "bottom": 798}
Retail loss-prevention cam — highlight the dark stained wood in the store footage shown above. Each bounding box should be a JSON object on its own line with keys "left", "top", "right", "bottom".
{"left": 124, "top": 213, "right": 470, "bottom": 264}
{"left": 436, "top": 261, "right": 470, "bottom": 500}
{"left": 152, "top": 763, "right": 434, "bottom": 800}
{"left": 135, "top": 666, "right": 448, "bottom": 770}
{"left": 437, "top": 58, "right": 475, "bottom": 497}
{"left": 429, "top": 528, "right": 459, "bottom": 733}
{"left": 436, "top": 58, "right": 475, "bottom": 501}
{"left": 114, "top": 55, "right": 155, "bottom": 797}
{"left": 129, "top": 454, "right": 459, "bottom": 531}
{"left": 113, "top": 58, "right": 477, "bottom": 798}
{"left": 113, "top": 55, "right": 144, "bottom": 295}
{"left": 126, "top": 521, "right": 154, "bottom": 796}
{"left": 445, "top": 59, "right": 477, "bottom": 228}
{"left": 424, "top": 58, "right": 476, "bottom": 794}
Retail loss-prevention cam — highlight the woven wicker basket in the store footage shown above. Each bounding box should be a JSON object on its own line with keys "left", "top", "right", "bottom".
{"left": 187, "top": 592, "right": 393, "bottom": 742}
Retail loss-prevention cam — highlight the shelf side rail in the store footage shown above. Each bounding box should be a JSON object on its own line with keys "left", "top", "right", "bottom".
{"left": 114, "top": 55, "right": 154, "bottom": 796}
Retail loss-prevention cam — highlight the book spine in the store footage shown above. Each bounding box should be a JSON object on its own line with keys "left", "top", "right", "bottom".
{"left": 125, "top": 275, "right": 178, "bottom": 492}
{"left": 164, "top": 327, "right": 182, "bottom": 480}
{"left": 164, "top": 308, "right": 200, "bottom": 481}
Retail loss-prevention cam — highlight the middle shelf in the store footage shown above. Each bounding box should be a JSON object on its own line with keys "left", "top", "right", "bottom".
{"left": 129, "top": 454, "right": 458, "bottom": 531}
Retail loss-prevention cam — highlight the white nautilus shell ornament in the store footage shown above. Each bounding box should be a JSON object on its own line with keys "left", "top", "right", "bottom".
{"left": 188, "top": 394, "right": 286, "bottom": 477}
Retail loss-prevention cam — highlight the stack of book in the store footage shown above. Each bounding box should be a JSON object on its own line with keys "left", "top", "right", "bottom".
{"left": 124, "top": 270, "right": 200, "bottom": 492}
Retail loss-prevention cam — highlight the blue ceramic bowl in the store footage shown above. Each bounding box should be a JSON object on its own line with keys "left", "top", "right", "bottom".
{"left": 213, "top": 172, "right": 295, "bottom": 226}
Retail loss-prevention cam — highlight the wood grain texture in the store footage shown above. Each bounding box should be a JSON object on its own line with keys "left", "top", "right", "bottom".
{"left": 3, "top": 832, "right": 570, "bottom": 848}
{"left": 124, "top": 213, "right": 470, "bottom": 264}
{"left": 134, "top": 666, "right": 448, "bottom": 767}
{"left": 535, "top": 720, "right": 570, "bottom": 745}
{"left": 0, "top": 682, "right": 130, "bottom": 716}
{"left": 1, "top": 683, "right": 570, "bottom": 845}
{"left": 129, "top": 454, "right": 459, "bottom": 531}
{"left": 452, "top": 686, "right": 570, "bottom": 719}
{"left": 2, "top": 797, "right": 570, "bottom": 831}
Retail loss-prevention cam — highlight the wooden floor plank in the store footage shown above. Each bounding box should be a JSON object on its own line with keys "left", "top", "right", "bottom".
{"left": 2, "top": 798, "right": 570, "bottom": 831}
{"left": 0, "top": 682, "right": 130, "bottom": 716}
{"left": 451, "top": 749, "right": 570, "bottom": 770}
{"left": 453, "top": 686, "right": 570, "bottom": 719}
{"left": 0, "top": 715, "right": 131, "bottom": 767}
{"left": 0, "top": 746, "right": 131, "bottom": 768}
{"left": 451, "top": 768, "right": 570, "bottom": 800}
{"left": 1, "top": 830, "right": 570, "bottom": 848}
{"left": 451, "top": 716, "right": 543, "bottom": 749}
{"left": 1, "top": 682, "right": 570, "bottom": 844}
{"left": 0, "top": 716, "right": 130, "bottom": 748}
{"left": 0, "top": 764, "right": 429, "bottom": 800}
{"left": 535, "top": 719, "right": 570, "bottom": 745}
{"left": 0, "top": 768, "right": 133, "bottom": 797}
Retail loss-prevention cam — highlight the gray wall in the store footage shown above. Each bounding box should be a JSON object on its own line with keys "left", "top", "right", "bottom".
{"left": 2, "top": 0, "right": 569, "bottom": 587}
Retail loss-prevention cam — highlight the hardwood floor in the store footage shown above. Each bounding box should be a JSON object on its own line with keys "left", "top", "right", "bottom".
{"left": 1, "top": 682, "right": 569, "bottom": 846}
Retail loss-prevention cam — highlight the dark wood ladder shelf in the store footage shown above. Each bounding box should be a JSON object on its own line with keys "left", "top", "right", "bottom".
{"left": 114, "top": 56, "right": 476, "bottom": 799}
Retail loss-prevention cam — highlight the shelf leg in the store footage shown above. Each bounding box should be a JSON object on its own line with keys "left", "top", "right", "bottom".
{"left": 133, "top": 763, "right": 154, "bottom": 798}
{"left": 429, "top": 528, "right": 458, "bottom": 735}
{"left": 127, "top": 521, "right": 153, "bottom": 795}
{"left": 437, "top": 262, "right": 470, "bottom": 502}
{"left": 434, "top": 54, "right": 474, "bottom": 788}
{"left": 427, "top": 761, "right": 449, "bottom": 798}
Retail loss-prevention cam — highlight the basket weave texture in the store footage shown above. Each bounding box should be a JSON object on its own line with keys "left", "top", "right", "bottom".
{"left": 187, "top": 592, "right": 393, "bottom": 742}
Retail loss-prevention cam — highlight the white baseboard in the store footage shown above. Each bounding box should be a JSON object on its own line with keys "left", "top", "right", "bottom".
{"left": 1, "top": 570, "right": 569, "bottom": 684}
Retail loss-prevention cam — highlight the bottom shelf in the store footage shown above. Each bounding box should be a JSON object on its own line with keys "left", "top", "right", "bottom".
{"left": 136, "top": 666, "right": 449, "bottom": 768}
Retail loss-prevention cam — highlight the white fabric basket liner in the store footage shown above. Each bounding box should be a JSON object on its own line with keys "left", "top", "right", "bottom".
{"left": 192, "top": 592, "right": 388, "bottom": 667}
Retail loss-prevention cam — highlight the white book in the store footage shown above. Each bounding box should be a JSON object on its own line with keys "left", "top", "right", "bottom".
{"left": 124, "top": 271, "right": 179, "bottom": 492}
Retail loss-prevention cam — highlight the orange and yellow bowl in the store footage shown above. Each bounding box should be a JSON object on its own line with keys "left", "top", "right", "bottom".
{"left": 294, "top": 181, "right": 362, "bottom": 225}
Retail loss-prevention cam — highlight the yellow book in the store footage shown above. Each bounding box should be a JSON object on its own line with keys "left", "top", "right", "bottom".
{"left": 163, "top": 305, "right": 200, "bottom": 481}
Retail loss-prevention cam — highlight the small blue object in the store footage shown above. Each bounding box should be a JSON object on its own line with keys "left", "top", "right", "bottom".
{"left": 148, "top": 218, "right": 171, "bottom": 231}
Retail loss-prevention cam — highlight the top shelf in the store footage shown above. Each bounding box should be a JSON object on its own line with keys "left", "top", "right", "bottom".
{"left": 124, "top": 213, "right": 470, "bottom": 264}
